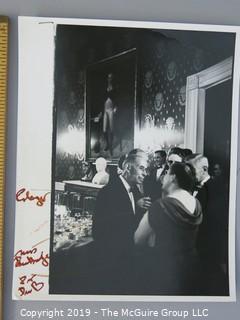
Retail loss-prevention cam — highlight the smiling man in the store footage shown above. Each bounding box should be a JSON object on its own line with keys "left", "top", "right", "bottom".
{"left": 92, "top": 152, "right": 148, "bottom": 294}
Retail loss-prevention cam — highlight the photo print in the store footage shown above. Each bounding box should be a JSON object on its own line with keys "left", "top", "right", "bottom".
{"left": 13, "top": 17, "right": 239, "bottom": 301}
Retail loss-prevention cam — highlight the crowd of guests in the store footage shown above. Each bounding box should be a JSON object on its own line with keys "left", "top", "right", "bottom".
{"left": 91, "top": 147, "right": 229, "bottom": 296}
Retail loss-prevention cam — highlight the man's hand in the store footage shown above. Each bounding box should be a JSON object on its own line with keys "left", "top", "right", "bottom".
{"left": 136, "top": 197, "right": 152, "bottom": 210}
{"left": 93, "top": 112, "right": 103, "bottom": 122}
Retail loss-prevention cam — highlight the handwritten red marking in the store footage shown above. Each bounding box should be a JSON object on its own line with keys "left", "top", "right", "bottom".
{"left": 16, "top": 188, "right": 50, "bottom": 207}
{"left": 19, "top": 275, "right": 27, "bottom": 285}
{"left": 32, "top": 238, "right": 50, "bottom": 249}
{"left": 31, "top": 280, "right": 44, "bottom": 292}
{"left": 18, "top": 287, "right": 33, "bottom": 296}
{"left": 14, "top": 248, "right": 49, "bottom": 268}
{"left": 18, "top": 274, "right": 44, "bottom": 296}
{"left": 33, "top": 220, "right": 48, "bottom": 233}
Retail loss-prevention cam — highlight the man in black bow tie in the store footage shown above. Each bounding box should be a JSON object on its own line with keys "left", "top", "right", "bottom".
{"left": 144, "top": 150, "right": 166, "bottom": 201}
{"left": 92, "top": 152, "right": 149, "bottom": 294}
{"left": 189, "top": 154, "right": 211, "bottom": 205}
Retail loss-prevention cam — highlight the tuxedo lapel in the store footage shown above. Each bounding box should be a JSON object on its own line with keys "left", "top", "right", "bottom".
{"left": 196, "top": 183, "right": 208, "bottom": 212}
{"left": 113, "top": 176, "right": 135, "bottom": 216}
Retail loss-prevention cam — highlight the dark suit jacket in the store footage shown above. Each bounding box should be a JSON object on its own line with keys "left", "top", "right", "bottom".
{"left": 196, "top": 177, "right": 228, "bottom": 263}
{"left": 92, "top": 175, "right": 136, "bottom": 250}
{"left": 92, "top": 175, "right": 138, "bottom": 293}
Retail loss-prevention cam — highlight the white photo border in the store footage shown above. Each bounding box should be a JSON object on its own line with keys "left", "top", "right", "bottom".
{"left": 13, "top": 16, "right": 240, "bottom": 302}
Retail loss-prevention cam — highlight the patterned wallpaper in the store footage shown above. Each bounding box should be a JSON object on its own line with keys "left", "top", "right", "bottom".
{"left": 138, "top": 33, "right": 225, "bottom": 151}
{"left": 54, "top": 26, "right": 234, "bottom": 181}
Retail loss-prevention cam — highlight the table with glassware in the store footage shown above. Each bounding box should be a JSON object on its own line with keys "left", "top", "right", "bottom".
{"left": 53, "top": 181, "right": 103, "bottom": 252}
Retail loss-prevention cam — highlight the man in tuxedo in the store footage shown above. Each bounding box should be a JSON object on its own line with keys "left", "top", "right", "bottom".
{"left": 189, "top": 155, "right": 210, "bottom": 204}
{"left": 187, "top": 154, "right": 228, "bottom": 295}
{"left": 92, "top": 152, "right": 149, "bottom": 294}
{"left": 187, "top": 154, "right": 215, "bottom": 252}
{"left": 144, "top": 150, "right": 166, "bottom": 201}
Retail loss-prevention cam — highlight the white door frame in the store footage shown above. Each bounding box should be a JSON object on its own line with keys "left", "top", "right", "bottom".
{"left": 184, "top": 56, "right": 233, "bottom": 153}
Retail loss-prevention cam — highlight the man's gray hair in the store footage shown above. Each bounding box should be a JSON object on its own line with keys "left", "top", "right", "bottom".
{"left": 122, "top": 153, "right": 148, "bottom": 170}
{"left": 186, "top": 153, "right": 209, "bottom": 170}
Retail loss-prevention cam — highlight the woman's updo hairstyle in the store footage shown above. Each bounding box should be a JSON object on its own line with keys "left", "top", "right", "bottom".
{"left": 169, "top": 162, "right": 196, "bottom": 193}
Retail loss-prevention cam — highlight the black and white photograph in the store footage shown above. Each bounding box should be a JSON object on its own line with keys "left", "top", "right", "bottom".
{"left": 13, "top": 17, "right": 239, "bottom": 301}
{"left": 48, "top": 22, "right": 237, "bottom": 298}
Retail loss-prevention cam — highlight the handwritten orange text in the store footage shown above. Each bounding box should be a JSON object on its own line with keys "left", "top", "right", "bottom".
{"left": 18, "top": 274, "right": 45, "bottom": 296}
{"left": 16, "top": 188, "right": 50, "bottom": 207}
{"left": 14, "top": 248, "right": 49, "bottom": 268}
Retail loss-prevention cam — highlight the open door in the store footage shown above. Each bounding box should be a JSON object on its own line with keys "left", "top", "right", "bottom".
{"left": 184, "top": 57, "right": 233, "bottom": 154}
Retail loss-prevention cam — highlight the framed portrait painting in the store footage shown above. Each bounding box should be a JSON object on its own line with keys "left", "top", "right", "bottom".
{"left": 86, "top": 49, "right": 137, "bottom": 162}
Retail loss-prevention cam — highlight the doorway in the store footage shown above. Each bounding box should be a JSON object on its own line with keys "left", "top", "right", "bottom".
{"left": 204, "top": 80, "right": 232, "bottom": 178}
{"left": 184, "top": 57, "right": 233, "bottom": 153}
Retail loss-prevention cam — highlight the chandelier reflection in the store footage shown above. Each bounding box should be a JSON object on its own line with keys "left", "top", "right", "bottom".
{"left": 57, "top": 124, "right": 85, "bottom": 159}
{"left": 136, "top": 114, "right": 184, "bottom": 151}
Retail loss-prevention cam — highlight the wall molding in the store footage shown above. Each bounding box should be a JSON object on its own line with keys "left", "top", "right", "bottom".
{"left": 184, "top": 56, "right": 233, "bottom": 153}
